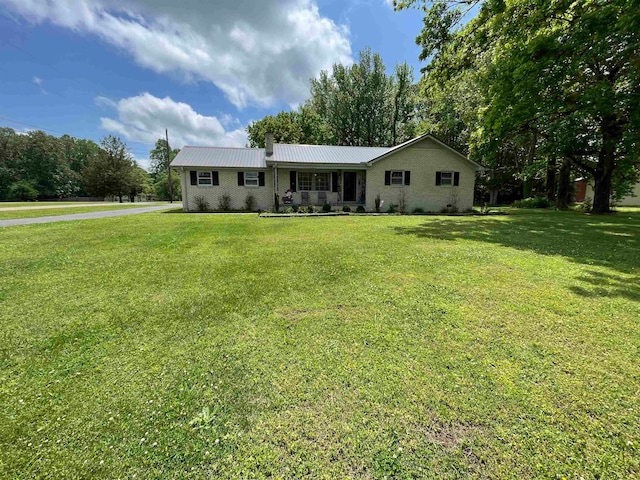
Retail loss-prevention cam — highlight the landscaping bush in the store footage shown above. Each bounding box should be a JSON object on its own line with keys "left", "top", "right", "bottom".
{"left": 387, "top": 204, "right": 397, "bottom": 214}
{"left": 412, "top": 207, "right": 425, "bottom": 214}
{"left": 374, "top": 194, "right": 381, "bottom": 213}
{"left": 576, "top": 197, "right": 593, "bottom": 213}
{"left": 292, "top": 205, "right": 299, "bottom": 213}
{"left": 322, "top": 203, "right": 331, "bottom": 213}
{"left": 440, "top": 205, "right": 459, "bottom": 214}
{"left": 356, "top": 205, "right": 365, "bottom": 213}
{"left": 512, "top": 196, "right": 552, "bottom": 209}
{"left": 9, "top": 181, "right": 38, "bottom": 201}
{"left": 244, "top": 194, "right": 256, "bottom": 212}
{"left": 193, "top": 195, "right": 210, "bottom": 212}
{"left": 342, "top": 205, "right": 351, "bottom": 212}
{"left": 217, "top": 194, "right": 232, "bottom": 211}
{"left": 306, "top": 204, "right": 315, "bottom": 213}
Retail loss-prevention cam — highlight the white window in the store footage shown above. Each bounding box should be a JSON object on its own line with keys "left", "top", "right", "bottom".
{"left": 314, "top": 172, "right": 330, "bottom": 191}
{"left": 441, "top": 172, "right": 453, "bottom": 186}
{"left": 198, "top": 171, "right": 212, "bottom": 186}
{"left": 391, "top": 171, "right": 404, "bottom": 186}
{"left": 298, "top": 172, "right": 330, "bottom": 191}
{"left": 298, "top": 172, "right": 313, "bottom": 191}
{"left": 245, "top": 172, "right": 259, "bottom": 187}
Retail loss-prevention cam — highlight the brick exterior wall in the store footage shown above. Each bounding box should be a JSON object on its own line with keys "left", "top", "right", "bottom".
{"left": 181, "top": 168, "right": 274, "bottom": 212}
{"left": 366, "top": 138, "right": 477, "bottom": 212}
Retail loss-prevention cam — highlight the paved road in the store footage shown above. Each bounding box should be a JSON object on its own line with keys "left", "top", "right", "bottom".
{"left": 0, "top": 203, "right": 134, "bottom": 211}
{"left": 0, "top": 204, "right": 181, "bottom": 228}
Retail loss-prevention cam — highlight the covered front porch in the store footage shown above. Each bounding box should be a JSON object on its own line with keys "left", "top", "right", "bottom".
{"left": 275, "top": 168, "right": 367, "bottom": 207}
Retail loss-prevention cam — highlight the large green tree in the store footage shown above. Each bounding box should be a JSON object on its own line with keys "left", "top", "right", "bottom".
{"left": 247, "top": 49, "right": 419, "bottom": 149}
{"left": 149, "top": 139, "right": 180, "bottom": 177}
{"left": 397, "top": 0, "right": 640, "bottom": 213}
{"left": 82, "top": 135, "right": 138, "bottom": 202}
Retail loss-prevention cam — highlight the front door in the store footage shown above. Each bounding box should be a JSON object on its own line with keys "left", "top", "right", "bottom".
{"left": 343, "top": 172, "right": 357, "bottom": 202}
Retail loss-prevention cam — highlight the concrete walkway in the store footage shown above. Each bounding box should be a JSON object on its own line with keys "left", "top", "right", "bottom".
{"left": 0, "top": 204, "right": 181, "bottom": 228}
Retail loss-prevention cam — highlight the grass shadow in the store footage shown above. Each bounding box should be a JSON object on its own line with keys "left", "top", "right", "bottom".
{"left": 394, "top": 210, "right": 640, "bottom": 274}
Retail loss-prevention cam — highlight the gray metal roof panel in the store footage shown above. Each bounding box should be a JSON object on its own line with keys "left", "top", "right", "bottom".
{"left": 271, "top": 143, "right": 391, "bottom": 164}
{"left": 170, "top": 147, "right": 266, "bottom": 168}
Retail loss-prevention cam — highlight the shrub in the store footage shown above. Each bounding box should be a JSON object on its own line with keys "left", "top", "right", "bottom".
{"left": 217, "top": 194, "right": 232, "bottom": 211}
{"left": 244, "top": 194, "right": 256, "bottom": 211}
{"left": 512, "top": 196, "right": 551, "bottom": 209}
{"left": 374, "top": 194, "right": 381, "bottom": 213}
{"left": 193, "top": 195, "right": 210, "bottom": 212}
{"left": 412, "top": 207, "right": 425, "bottom": 214}
{"left": 440, "top": 205, "right": 459, "bottom": 214}
{"left": 576, "top": 197, "right": 593, "bottom": 213}
{"left": 306, "top": 204, "right": 315, "bottom": 214}
{"left": 9, "top": 181, "right": 38, "bottom": 201}
{"left": 342, "top": 205, "right": 351, "bottom": 212}
{"left": 387, "top": 204, "right": 396, "bottom": 214}
{"left": 292, "top": 205, "right": 299, "bottom": 213}
{"left": 322, "top": 203, "right": 331, "bottom": 212}
{"left": 356, "top": 205, "right": 365, "bottom": 213}
{"left": 283, "top": 207, "right": 294, "bottom": 214}
{"left": 274, "top": 193, "right": 280, "bottom": 213}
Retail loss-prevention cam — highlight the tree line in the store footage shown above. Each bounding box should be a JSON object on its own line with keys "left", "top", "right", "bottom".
{"left": 248, "top": 1, "right": 639, "bottom": 213}
{"left": 0, "top": 128, "right": 180, "bottom": 202}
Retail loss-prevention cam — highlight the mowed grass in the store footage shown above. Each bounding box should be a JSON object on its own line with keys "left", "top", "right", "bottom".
{"left": 0, "top": 203, "right": 168, "bottom": 220}
{"left": 0, "top": 210, "right": 638, "bottom": 478}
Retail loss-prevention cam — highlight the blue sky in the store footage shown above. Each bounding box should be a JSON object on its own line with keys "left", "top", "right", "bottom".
{"left": 0, "top": 0, "right": 426, "bottom": 168}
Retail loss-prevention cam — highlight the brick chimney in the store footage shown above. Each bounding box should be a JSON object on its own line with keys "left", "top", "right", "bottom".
{"left": 265, "top": 132, "right": 274, "bottom": 157}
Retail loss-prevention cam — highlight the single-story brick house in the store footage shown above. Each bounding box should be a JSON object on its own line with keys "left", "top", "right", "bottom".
{"left": 170, "top": 133, "right": 483, "bottom": 212}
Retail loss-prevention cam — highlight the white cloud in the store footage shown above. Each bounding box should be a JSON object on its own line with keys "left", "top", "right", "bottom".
{"left": 32, "top": 76, "right": 46, "bottom": 94}
{"left": 2, "top": 0, "right": 353, "bottom": 109}
{"left": 98, "top": 93, "right": 248, "bottom": 151}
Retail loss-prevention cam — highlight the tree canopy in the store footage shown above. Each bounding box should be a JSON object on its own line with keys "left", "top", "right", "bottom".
{"left": 247, "top": 48, "right": 418, "bottom": 148}
{"left": 397, "top": 0, "right": 640, "bottom": 212}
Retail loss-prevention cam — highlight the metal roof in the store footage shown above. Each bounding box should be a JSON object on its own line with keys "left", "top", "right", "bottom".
{"left": 170, "top": 146, "right": 266, "bottom": 168}
{"left": 271, "top": 143, "right": 390, "bottom": 164}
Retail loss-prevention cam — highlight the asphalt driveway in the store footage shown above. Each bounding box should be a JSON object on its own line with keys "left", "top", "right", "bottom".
{"left": 0, "top": 204, "right": 181, "bottom": 228}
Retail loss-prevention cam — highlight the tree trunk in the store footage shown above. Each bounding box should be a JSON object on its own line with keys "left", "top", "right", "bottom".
{"left": 546, "top": 157, "right": 557, "bottom": 202}
{"left": 593, "top": 171, "right": 613, "bottom": 214}
{"left": 523, "top": 179, "right": 532, "bottom": 199}
{"left": 489, "top": 189, "right": 499, "bottom": 205}
{"left": 592, "top": 114, "right": 620, "bottom": 214}
{"left": 556, "top": 157, "right": 571, "bottom": 210}
{"left": 118, "top": 195, "right": 123, "bottom": 203}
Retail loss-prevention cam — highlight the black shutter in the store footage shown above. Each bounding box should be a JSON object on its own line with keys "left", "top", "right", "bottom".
{"left": 332, "top": 172, "right": 339, "bottom": 192}
{"left": 237, "top": 172, "right": 244, "bottom": 186}
{"left": 384, "top": 171, "right": 391, "bottom": 185}
{"left": 212, "top": 171, "right": 219, "bottom": 186}
{"left": 258, "top": 172, "right": 265, "bottom": 186}
{"left": 436, "top": 172, "right": 442, "bottom": 186}
{"left": 190, "top": 170, "right": 197, "bottom": 185}
{"left": 404, "top": 171, "right": 411, "bottom": 186}
{"left": 454, "top": 172, "right": 460, "bottom": 186}
{"left": 290, "top": 171, "right": 297, "bottom": 191}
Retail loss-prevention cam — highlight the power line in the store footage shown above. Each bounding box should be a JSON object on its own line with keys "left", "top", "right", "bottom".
{"left": 0, "top": 114, "right": 66, "bottom": 135}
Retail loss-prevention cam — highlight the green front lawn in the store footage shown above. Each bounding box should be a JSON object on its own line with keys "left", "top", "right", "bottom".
{"left": 0, "top": 211, "right": 638, "bottom": 478}
{"left": 0, "top": 203, "right": 168, "bottom": 220}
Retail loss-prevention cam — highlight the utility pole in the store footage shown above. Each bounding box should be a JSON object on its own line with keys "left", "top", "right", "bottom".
{"left": 166, "top": 128, "right": 173, "bottom": 203}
